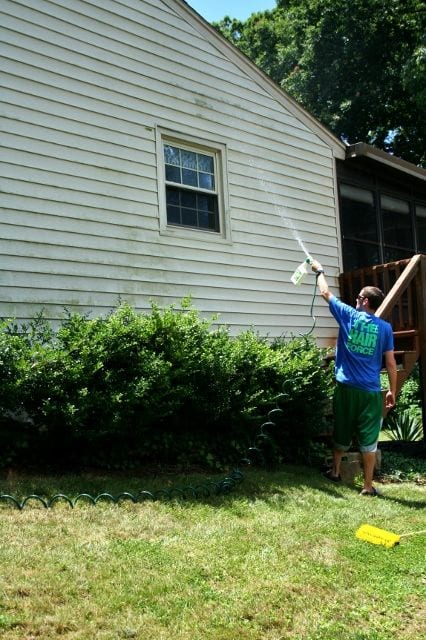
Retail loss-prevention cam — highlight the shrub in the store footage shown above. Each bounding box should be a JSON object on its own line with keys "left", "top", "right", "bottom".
{"left": 382, "top": 364, "right": 423, "bottom": 441}
{"left": 0, "top": 302, "right": 332, "bottom": 470}
{"left": 383, "top": 409, "right": 423, "bottom": 442}
{"left": 0, "top": 314, "right": 54, "bottom": 466}
{"left": 380, "top": 450, "right": 426, "bottom": 481}
{"left": 395, "top": 365, "right": 422, "bottom": 421}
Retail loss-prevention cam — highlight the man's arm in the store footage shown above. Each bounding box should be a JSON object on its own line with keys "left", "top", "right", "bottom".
{"left": 310, "top": 259, "right": 333, "bottom": 303}
{"left": 384, "top": 350, "right": 397, "bottom": 409}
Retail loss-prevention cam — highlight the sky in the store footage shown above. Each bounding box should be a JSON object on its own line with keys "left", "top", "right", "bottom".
{"left": 186, "top": 0, "right": 277, "bottom": 23}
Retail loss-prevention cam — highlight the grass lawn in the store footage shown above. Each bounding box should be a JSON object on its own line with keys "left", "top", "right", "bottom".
{"left": 0, "top": 465, "right": 425, "bottom": 640}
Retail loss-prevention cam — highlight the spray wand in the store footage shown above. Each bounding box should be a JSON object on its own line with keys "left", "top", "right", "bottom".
{"left": 290, "top": 256, "right": 313, "bottom": 286}
{"left": 290, "top": 255, "right": 319, "bottom": 336}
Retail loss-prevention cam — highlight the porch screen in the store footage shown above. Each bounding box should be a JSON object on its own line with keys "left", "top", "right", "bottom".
{"left": 340, "top": 183, "right": 379, "bottom": 271}
{"left": 416, "top": 204, "right": 426, "bottom": 252}
{"left": 381, "top": 195, "right": 413, "bottom": 263}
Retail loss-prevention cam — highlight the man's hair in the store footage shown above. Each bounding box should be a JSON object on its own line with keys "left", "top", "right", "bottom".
{"left": 362, "top": 286, "right": 385, "bottom": 311}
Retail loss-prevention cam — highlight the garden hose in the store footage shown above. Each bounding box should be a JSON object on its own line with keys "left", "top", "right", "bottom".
{"left": 0, "top": 382, "right": 296, "bottom": 510}
{"left": 302, "top": 276, "right": 319, "bottom": 337}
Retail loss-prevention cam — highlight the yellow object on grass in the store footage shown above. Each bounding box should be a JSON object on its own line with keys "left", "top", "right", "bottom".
{"left": 356, "top": 524, "right": 426, "bottom": 548}
{"left": 356, "top": 524, "right": 401, "bottom": 548}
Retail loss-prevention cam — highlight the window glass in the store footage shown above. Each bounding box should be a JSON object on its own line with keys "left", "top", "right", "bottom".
{"left": 198, "top": 154, "right": 214, "bottom": 173}
{"left": 199, "top": 172, "right": 214, "bottom": 190}
{"left": 381, "top": 195, "right": 413, "bottom": 249}
{"left": 383, "top": 246, "right": 413, "bottom": 263}
{"left": 340, "top": 184, "right": 378, "bottom": 242}
{"left": 381, "top": 195, "right": 410, "bottom": 213}
{"left": 164, "top": 145, "right": 180, "bottom": 166}
{"left": 340, "top": 184, "right": 374, "bottom": 204}
{"left": 164, "top": 144, "right": 215, "bottom": 192}
{"left": 181, "top": 149, "right": 197, "bottom": 170}
{"left": 182, "top": 168, "right": 198, "bottom": 187}
{"left": 343, "top": 239, "right": 380, "bottom": 271}
{"left": 416, "top": 204, "right": 426, "bottom": 251}
{"left": 165, "top": 165, "right": 180, "bottom": 183}
{"left": 163, "top": 142, "right": 219, "bottom": 232}
{"left": 165, "top": 187, "right": 218, "bottom": 231}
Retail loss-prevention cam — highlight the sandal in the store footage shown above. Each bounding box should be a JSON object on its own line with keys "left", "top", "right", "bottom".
{"left": 323, "top": 469, "right": 341, "bottom": 483}
{"left": 359, "top": 487, "right": 380, "bottom": 497}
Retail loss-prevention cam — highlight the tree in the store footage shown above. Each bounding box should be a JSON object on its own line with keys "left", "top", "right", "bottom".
{"left": 214, "top": 1, "right": 426, "bottom": 167}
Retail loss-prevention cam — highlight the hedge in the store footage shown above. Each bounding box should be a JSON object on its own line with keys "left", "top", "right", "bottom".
{"left": 0, "top": 300, "right": 333, "bottom": 470}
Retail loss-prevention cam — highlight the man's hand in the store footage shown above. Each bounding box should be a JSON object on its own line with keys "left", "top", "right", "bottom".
{"left": 385, "top": 390, "right": 395, "bottom": 409}
{"left": 310, "top": 259, "right": 323, "bottom": 273}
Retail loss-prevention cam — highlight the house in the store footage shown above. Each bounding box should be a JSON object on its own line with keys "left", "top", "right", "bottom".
{"left": 2, "top": 0, "right": 425, "bottom": 434}
{"left": 0, "top": 0, "right": 347, "bottom": 346}
{"left": 1, "top": 2, "right": 425, "bottom": 345}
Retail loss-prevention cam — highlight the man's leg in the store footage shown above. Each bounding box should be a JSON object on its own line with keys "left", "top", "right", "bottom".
{"left": 361, "top": 451, "right": 376, "bottom": 493}
{"left": 332, "top": 448, "right": 344, "bottom": 478}
{"left": 358, "top": 391, "right": 382, "bottom": 495}
{"left": 327, "top": 384, "right": 353, "bottom": 481}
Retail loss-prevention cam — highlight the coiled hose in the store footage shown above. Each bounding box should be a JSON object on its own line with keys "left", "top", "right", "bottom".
{"left": 0, "top": 382, "right": 295, "bottom": 510}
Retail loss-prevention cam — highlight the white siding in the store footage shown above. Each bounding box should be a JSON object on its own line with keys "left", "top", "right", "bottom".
{"left": 0, "top": 0, "right": 342, "bottom": 342}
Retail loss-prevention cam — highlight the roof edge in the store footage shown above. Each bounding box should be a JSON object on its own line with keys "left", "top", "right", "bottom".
{"left": 164, "top": 0, "right": 346, "bottom": 159}
{"left": 346, "top": 143, "right": 426, "bottom": 182}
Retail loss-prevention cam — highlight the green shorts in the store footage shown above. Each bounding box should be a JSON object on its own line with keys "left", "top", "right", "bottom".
{"left": 333, "top": 382, "right": 383, "bottom": 453}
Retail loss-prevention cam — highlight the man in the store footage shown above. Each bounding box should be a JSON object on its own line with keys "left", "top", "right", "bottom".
{"left": 310, "top": 259, "right": 397, "bottom": 496}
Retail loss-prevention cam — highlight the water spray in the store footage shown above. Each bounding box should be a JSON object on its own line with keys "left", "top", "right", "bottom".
{"left": 249, "top": 160, "right": 310, "bottom": 257}
{"left": 249, "top": 160, "right": 319, "bottom": 334}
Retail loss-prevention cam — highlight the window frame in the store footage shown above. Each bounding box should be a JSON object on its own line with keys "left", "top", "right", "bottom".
{"left": 156, "top": 129, "right": 230, "bottom": 243}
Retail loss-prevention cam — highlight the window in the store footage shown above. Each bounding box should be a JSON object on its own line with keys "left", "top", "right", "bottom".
{"left": 162, "top": 140, "right": 221, "bottom": 233}
{"left": 416, "top": 204, "right": 426, "bottom": 252}
{"left": 337, "top": 160, "right": 426, "bottom": 272}
{"left": 339, "top": 183, "right": 379, "bottom": 270}
{"left": 381, "top": 195, "right": 413, "bottom": 252}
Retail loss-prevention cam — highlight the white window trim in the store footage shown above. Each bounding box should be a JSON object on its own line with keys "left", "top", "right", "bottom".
{"left": 156, "top": 127, "right": 231, "bottom": 243}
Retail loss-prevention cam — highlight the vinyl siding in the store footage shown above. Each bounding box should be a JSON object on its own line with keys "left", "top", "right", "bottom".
{"left": 0, "top": 0, "right": 342, "bottom": 342}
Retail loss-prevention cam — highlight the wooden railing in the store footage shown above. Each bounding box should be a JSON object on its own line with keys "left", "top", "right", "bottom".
{"left": 339, "top": 255, "right": 423, "bottom": 331}
{"left": 338, "top": 254, "right": 426, "bottom": 435}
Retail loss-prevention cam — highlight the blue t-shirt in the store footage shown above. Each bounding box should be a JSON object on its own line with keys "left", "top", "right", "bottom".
{"left": 329, "top": 296, "right": 394, "bottom": 392}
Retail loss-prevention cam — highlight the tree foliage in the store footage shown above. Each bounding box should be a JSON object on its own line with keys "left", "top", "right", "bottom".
{"left": 214, "top": 0, "right": 426, "bottom": 166}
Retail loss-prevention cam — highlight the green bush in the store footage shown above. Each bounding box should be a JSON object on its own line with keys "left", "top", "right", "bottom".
{"left": 0, "top": 314, "right": 55, "bottom": 466}
{"left": 395, "top": 364, "right": 422, "bottom": 415}
{"left": 380, "top": 450, "right": 426, "bottom": 481}
{"left": 383, "top": 410, "right": 423, "bottom": 442}
{"left": 0, "top": 301, "right": 332, "bottom": 470}
{"left": 382, "top": 365, "right": 423, "bottom": 439}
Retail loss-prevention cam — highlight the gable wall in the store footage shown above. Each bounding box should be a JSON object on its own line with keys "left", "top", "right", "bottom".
{"left": 0, "top": 0, "right": 342, "bottom": 341}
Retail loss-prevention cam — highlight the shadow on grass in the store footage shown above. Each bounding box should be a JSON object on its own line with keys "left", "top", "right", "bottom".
{"left": 375, "top": 492, "right": 426, "bottom": 510}
{"left": 1, "top": 462, "right": 424, "bottom": 509}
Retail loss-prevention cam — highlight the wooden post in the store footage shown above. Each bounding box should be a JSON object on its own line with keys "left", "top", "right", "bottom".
{"left": 416, "top": 255, "right": 426, "bottom": 441}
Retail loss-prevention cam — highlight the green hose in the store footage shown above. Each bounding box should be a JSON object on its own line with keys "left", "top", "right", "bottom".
{"left": 0, "top": 385, "right": 294, "bottom": 509}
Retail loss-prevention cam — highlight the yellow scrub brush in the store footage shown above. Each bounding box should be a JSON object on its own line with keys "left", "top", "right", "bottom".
{"left": 356, "top": 524, "right": 426, "bottom": 548}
